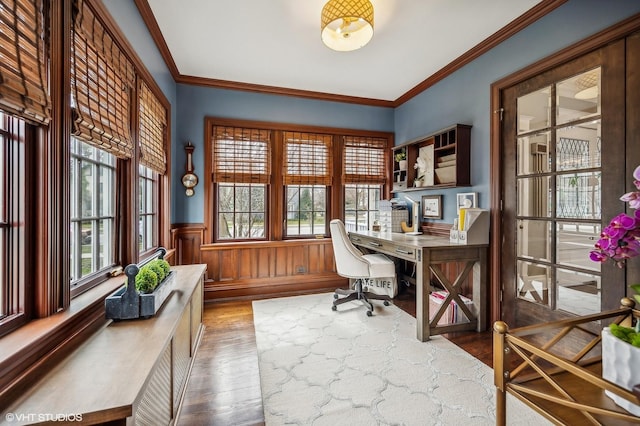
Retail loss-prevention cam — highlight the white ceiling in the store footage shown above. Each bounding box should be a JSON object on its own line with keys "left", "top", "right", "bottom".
{"left": 146, "top": 0, "right": 543, "bottom": 102}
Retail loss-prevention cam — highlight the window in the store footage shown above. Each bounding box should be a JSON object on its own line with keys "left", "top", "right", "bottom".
{"left": 283, "top": 131, "right": 332, "bottom": 237}
{"left": 0, "top": 0, "right": 49, "bottom": 335}
{"left": 286, "top": 185, "right": 327, "bottom": 236}
{"left": 139, "top": 165, "right": 157, "bottom": 252}
{"left": 70, "top": 138, "right": 116, "bottom": 286}
{"left": 212, "top": 126, "right": 270, "bottom": 241}
{"left": 218, "top": 183, "right": 266, "bottom": 239}
{"left": 70, "top": 0, "right": 135, "bottom": 293}
{"left": 343, "top": 136, "right": 387, "bottom": 232}
{"left": 204, "top": 118, "right": 392, "bottom": 243}
{"left": 137, "top": 80, "right": 167, "bottom": 253}
{"left": 344, "top": 184, "right": 381, "bottom": 232}
{"left": 0, "top": 112, "right": 28, "bottom": 335}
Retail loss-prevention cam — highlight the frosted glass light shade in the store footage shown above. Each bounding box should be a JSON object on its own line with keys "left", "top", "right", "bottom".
{"left": 321, "top": 0, "right": 374, "bottom": 52}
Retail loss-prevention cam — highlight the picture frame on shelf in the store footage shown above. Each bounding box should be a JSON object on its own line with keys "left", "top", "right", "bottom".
{"left": 422, "top": 194, "right": 442, "bottom": 219}
{"left": 456, "top": 192, "right": 477, "bottom": 213}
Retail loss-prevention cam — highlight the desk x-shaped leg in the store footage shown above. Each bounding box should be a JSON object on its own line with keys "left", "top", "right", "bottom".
{"left": 429, "top": 261, "right": 477, "bottom": 330}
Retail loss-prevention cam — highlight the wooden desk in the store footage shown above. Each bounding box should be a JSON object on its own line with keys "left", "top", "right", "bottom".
{"left": 349, "top": 231, "right": 487, "bottom": 342}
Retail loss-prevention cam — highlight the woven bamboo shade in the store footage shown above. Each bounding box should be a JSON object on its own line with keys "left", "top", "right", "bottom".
{"left": 321, "top": 0, "right": 374, "bottom": 51}
{"left": 283, "top": 131, "right": 333, "bottom": 185}
{"left": 71, "top": 0, "right": 135, "bottom": 159}
{"left": 212, "top": 126, "right": 271, "bottom": 183}
{"left": 343, "top": 136, "right": 387, "bottom": 184}
{"left": 138, "top": 80, "right": 167, "bottom": 174}
{"left": 0, "top": 0, "right": 51, "bottom": 124}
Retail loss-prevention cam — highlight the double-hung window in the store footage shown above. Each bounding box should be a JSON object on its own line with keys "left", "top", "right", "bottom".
{"left": 212, "top": 126, "right": 271, "bottom": 241}
{"left": 138, "top": 80, "right": 167, "bottom": 253}
{"left": 70, "top": 0, "right": 135, "bottom": 293}
{"left": 0, "top": 0, "right": 50, "bottom": 335}
{"left": 283, "top": 131, "right": 332, "bottom": 237}
{"left": 69, "top": 139, "right": 116, "bottom": 282}
{"left": 0, "top": 113, "right": 28, "bottom": 334}
{"left": 343, "top": 136, "right": 387, "bottom": 232}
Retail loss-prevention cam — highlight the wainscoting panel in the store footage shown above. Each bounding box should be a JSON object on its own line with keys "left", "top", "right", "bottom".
{"left": 169, "top": 230, "right": 342, "bottom": 300}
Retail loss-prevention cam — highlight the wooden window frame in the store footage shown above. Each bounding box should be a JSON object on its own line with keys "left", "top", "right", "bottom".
{"left": 139, "top": 165, "right": 159, "bottom": 255}
{"left": 204, "top": 117, "right": 393, "bottom": 244}
{"left": 0, "top": 0, "right": 174, "bottom": 407}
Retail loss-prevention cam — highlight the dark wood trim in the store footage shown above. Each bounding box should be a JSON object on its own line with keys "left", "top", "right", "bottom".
{"left": 491, "top": 13, "right": 640, "bottom": 90}
{"left": 92, "top": 0, "right": 173, "bottom": 259}
{"left": 171, "top": 224, "right": 205, "bottom": 265}
{"left": 176, "top": 74, "right": 395, "bottom": 108}
{"left": 203, "top": 276, "right": 342, "bottom": 301}
{"left": 489, "top": 14, "right": 640, "bottom": 325}
{"left": 134, "top": 0, "right": 563, "bottom": 108}
{"left": 395, "top": 0, "right": 568, "bottom": 106}
{"left": 92, "top": 0, "right": 169, "bottom": 111}
{"left": 627, "top": 32, "right": 640, "bottom": 290}
{"left": 132, "top": 0, "right": 180, "bottom": 79}
{"left": 44, "top": 0, "right": 73, "bottom": 314}
{"left": 489, "top": 83, "right": 503, "bottom": 325}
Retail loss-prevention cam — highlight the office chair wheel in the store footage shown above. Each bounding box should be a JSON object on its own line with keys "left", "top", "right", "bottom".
{"left": 384, "top": 301, "right": 390, "bottom": 306}
{"left": 332, "top": 305, "right": 337, "bottom": 311}
{"left": 366, "top": 310, "right": 373, "bottom": 317}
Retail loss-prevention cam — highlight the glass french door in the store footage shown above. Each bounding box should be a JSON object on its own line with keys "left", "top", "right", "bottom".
{"left": 501, "top": 41, "right": 627, "bottom": 327}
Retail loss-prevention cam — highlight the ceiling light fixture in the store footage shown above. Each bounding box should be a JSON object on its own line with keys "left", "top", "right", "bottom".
{"left": 321, "top": 0, "right": 374, "bottom": 52}
{"left": 574, "top": 71, "right": 599, "bottom": 100}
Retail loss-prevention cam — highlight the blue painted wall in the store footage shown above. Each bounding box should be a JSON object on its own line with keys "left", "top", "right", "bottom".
{"left": 394, "top": 0, "right": 640, "bottom": 222}
{"left": 173, "top": 85, "right": 394, "bottom": 223}
{"left": 103, "top": 0, "right": 640, "bottom": 225}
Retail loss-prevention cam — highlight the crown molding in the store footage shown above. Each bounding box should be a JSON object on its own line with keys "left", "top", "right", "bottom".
{"left": 135, "top": 0, "right": 566, "bottom": 108}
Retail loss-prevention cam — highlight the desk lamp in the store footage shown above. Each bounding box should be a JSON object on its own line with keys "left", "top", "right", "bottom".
{"left": 402, "top": 195, "right": 422, "bottom": 235}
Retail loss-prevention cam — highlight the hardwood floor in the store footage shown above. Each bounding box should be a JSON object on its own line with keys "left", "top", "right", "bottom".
{"left": 177, "top": 285, "right": 494, "bottom": 425}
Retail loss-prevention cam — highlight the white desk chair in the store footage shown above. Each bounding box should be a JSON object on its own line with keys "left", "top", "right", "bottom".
{"left": 329, "top": 219, "right": 394, "bottom": 316}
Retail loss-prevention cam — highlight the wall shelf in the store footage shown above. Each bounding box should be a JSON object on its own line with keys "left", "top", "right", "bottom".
{"left": 392, "top": 124, "right": 472, "bottom": 192}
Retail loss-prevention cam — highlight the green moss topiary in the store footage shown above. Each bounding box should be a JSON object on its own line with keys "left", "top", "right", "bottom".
{"left": 157, "top": 259, "right": 171, "bottom": 277}
{"left": 135, "top": 267, "right": 158, "bottom": 294}
{"left": 147, "top": 260, "right": 166, "bottom": 282}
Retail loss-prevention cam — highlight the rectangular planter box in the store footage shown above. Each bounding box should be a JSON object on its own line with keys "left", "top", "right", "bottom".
{"left": 106, "top": 271, "right": 176, "bottom": 320}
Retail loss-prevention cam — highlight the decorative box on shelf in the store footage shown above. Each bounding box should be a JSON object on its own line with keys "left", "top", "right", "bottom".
{"left": 105, "top": 247, "right": 176, "bottom": 320}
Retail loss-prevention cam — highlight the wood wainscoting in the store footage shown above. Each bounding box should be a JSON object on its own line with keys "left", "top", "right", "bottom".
{"left": 171, "top": 222, "right": 472, "bottom": 302}
{"left": 172, "top": 224, "right": 343, "bottom": 300}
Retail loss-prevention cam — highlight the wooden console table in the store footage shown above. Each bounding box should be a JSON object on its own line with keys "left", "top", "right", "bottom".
{"left": 349, "top": 231, "right": 487, "bottom": 341}
{"left": 2, "top": 264, "right": 206, "bottom": 426}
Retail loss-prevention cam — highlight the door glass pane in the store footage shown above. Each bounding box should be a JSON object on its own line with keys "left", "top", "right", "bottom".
{"left": 514, "top": 66, "right": 602, "bottom": 318}
{"left": 556, "top": 172, "right": 601, "bottom": 219}
{"left": 517, "top": 132, "right": 550, "bottom": 175}
{"left": 556, "top": 121, "right": 601, "bottom": 171}
{"left": 557, "top": 268, "right": 600, "bottom": 316}
{"left": 517, "top": 86, "right": 551, "bottom": 134}
{"left": 517, "top": 260, "right": 550, "bottom": 306}
{"left": 557, "top": 68, "right": 601, "bottom": 125}
{"left": 556, "top": 222, "right": 601, "bottom": 271}
{"left": 517, "top": 219, "right": 551, "bottom": 262}
{"left": 517, "top": 177, "right": 551, "bottom": 217}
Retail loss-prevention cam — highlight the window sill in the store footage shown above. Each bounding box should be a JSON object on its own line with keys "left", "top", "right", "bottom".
{"left": 0, "top": 275, "right": 124, "bottom": 406}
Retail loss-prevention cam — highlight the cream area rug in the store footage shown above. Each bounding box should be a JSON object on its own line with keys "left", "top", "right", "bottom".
{"left": 253, "top": 293, "right": 551, "bottom": 426}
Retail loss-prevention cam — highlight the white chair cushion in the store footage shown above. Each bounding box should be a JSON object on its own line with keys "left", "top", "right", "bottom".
{"left": 362, "top": 253, "right": 396, "bottom": 278}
